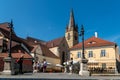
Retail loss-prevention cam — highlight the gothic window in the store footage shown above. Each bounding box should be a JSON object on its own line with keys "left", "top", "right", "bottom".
{"left": 100, "top": 50, "right": 106, "bottom": 57}
{"left": 67, "top": 33, "right": 70, "bottom": 40}
{"left": 74, "top": 36, "right": 78, "bottom": 40}
{"left": 88, "top": 51, "right": 93, "bottom": 58}
{"left": 74, "top": 33, "right": 78, "bottom": 40}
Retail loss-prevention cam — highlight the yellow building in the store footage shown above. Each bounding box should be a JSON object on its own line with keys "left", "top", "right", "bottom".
{"left": 70, "top": 36, "right": 119, "bottom": 73}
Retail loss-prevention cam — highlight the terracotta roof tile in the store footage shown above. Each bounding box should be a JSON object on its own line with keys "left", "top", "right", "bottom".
{"left": 24, "top": 36, "right": 59, "bottom": 59}
{"left": 46, "top": 37, "right": 64, "bottom": 48}
{"left": 0, "top": 52, "right": 32, "bottom": 59}
{"left": 71, "top": 36, "right": 115, "bottom": 49}
{"left": 26, "top": 36, "right": 46, "bottom": 45}
{"left": 0, "top": 22, "right": 33, "bottom": 51}
{"left": 0, "top": 22, "right": 10, "bottom": 31}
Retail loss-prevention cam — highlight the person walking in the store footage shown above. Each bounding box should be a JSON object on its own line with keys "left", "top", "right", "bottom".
{"left": 33, "top": 61, "right": 37, "bottom": 73}
{"left": 43, "top": 59, "right": 47, "bottom": 72}
{"left": 37, "top": 61, "right": 41, "bottom": 72}
{"left": 69, "top": 58, "right": 73, "bottom": 74}
{"left": 17, "top": 54, "right": 24, "bottom": 74}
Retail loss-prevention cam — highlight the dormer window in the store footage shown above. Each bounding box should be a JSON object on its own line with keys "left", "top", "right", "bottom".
{"left": 88, "top": 41, "right": 96, "bottom": 44}
{"left": 34, "top": 40, "right": 37, "bottom": 43}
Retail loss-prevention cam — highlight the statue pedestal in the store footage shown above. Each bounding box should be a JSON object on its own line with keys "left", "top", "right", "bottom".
{"left": 2, "top": 57, "right": 14, "bottom": 75}
{"left": 79, "top": 59, "right": 90, "bottom": 76}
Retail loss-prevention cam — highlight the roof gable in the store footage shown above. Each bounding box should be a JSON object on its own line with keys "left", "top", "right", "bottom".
{"left": 40, "top": 44, "right": 59, "bottom": 59}
{"left": 71, "top": 36, "right": 115, "bottom": 49}
{"left": 46, "top": 37, "right": 64, "bottom": 48}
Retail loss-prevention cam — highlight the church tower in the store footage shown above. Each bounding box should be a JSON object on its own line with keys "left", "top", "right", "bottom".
{"left": 65, "top": 9, "right": 79, "bottom": 48}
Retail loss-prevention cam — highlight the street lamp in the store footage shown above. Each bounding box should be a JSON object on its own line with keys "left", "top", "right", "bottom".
{"left": 80, "top": 25, "right": 85, "bottom": 59}
{"left": 8, "top": 20, "right": 13, "bottom": 57}
{"left": 79, "top": 25, "right": 90, "bottom": 76}
{"left": 2, "top": 20, "right": 14, "bottom": 75}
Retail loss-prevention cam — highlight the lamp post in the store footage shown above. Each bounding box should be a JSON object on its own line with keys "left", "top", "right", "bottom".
{"left": 2, "top": 20, "right": 14, "bottom": 75}
{"left": 8, "top": 20, "right": 13, "bottom": 57}
{"left": 79, "top": 25, "right": 90, "bottom": 76}
{"left": 81, "top": 25, "right": 85, "bottom": 59}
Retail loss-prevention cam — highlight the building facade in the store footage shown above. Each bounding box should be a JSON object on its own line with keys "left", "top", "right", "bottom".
{"left": 0, "top": 22, "right": 33, "bottom": 72}
{"left": 70, "top": 36, "right": 120, "bottom": 73}
{"left": 25, "top": 37, "right": 60, "bottom": 65}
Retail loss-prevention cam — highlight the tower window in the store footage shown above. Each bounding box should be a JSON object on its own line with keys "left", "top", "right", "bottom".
{"left": 67, "top": 33, "right": 70, "bottom": 40}
{"left": 74, "top": 36, "right": 78, "bottom": 40}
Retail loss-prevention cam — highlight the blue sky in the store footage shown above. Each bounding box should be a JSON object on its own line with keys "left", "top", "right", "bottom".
{"left": 0, "top": 0, "right": 120, "bottom": 45}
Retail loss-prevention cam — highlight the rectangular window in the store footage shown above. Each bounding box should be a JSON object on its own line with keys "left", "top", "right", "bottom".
{"left": 88, "top": 51, "right": 93, "bottom": 57}
{"left": 77, "top": 52, "right": 81, "bottom": 58}
{"left": 101, "top": 50, "right": 106, "bottom": 57}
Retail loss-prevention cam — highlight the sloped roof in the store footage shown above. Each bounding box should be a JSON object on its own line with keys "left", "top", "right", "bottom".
{"left": 32, "top": 44, "right": 59, "bottom": 59}
{"left": 40, "top": 44, "right": 59, "bottom": 59}
{"left": 71, "top": 36, "right": 115, "bottom": 49}
{"left": 25, "top": 36, "right": 59, "bottom": 59}
{"left": 26, "top": 36, "right": 46, "bottom": 45}
{"left": 0, "top": 22, "right": 33, "bottom": 51}
{"left": 46, "top": 37, "right": 64, "bottom": 48}
{"left": 0, "top": 22, "right": 11, "bottom": 31}
{"left": 0, "top": 52, "right": 32, "bottom": 59}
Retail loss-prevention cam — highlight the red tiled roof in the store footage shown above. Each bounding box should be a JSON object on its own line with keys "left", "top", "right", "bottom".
{"left": 29, "top": 42, "right": 59, "bottom": 59}
{"left": 46, "top": 37, "right": 64, "bottom": 48}
{"left": 0, "top": 23, "right": 10, "bottom": 31}
{"left": 0, "top": 22, "right": 33, "bottom": 51}
{"left": 7, "top": 41, "right": 19, "bottom": 48}
{"left": 0, "top": 52, "right": 32, "bottom": 59}
{"left": 25, "top": 36, "right": 59, "bottom": 59}
{"left": 26, "top": 36, "right": 46, "bottom": 45}
{"left": 71, "top": 36, "right": 115, "bottom": 49}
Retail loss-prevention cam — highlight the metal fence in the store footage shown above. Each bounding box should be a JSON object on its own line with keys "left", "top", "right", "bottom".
{"left": 88, "top": 67, "right": 115, "bottom": 74}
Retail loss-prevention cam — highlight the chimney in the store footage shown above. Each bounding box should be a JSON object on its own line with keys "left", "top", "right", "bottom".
{"left": 95, "top": 32, "right": 98, "bottom": 38}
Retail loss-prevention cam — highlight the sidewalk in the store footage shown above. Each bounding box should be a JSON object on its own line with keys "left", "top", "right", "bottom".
{"left": 0, "top": 72, "right": 120, "bottom": 80}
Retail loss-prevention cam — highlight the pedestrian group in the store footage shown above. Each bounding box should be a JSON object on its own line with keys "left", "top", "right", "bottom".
{"left": 33, "top": 58, "right": 47, "bottom": 73}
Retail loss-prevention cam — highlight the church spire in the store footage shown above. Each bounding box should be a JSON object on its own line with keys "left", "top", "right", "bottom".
{"left": 68, "top": 9, "right": 75, "bottom": 28}
{"left": 65, "top": 9, "right": 79, "bottom": 48}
